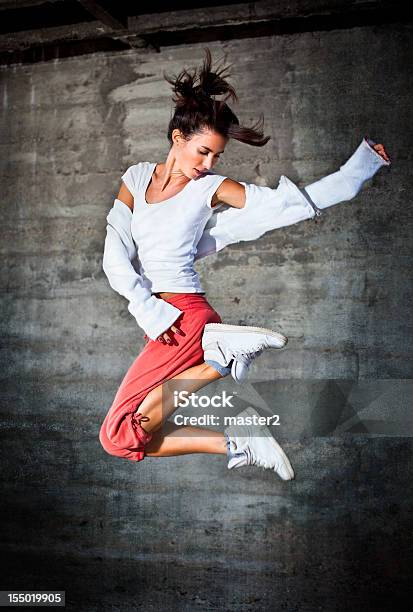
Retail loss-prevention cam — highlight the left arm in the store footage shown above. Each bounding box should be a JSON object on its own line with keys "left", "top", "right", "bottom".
{"left": 194, "top": 138, "right": 390, "bottom": 260}
{"left": 210, "top": 140, "right": 390, "bottom": 210}
{"left": 210, "top": 179, "right": 246, "bottom": 209}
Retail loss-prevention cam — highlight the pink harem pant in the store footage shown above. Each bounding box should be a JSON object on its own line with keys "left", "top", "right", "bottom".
{"left": 99, "top": 293, "right": 222, "bottom": 462}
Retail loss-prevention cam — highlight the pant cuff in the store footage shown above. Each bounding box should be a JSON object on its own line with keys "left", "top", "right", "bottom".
{"left": 205, "top": 359, "right": 232, "bottom": 377}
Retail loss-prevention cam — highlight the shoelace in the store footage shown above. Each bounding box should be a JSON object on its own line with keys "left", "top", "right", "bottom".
{"left": 233, "top": 346, "right": 264, "bottom": 368}
{"left": 243, "top": 445, "right": 271, "bottom": 470}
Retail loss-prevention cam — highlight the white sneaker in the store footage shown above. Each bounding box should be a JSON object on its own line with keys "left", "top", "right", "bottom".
{"left": 202, "top": 323, "right": 287, "bottom": 384}
{"left": 224, "top": 407, "right": 294, "bottom": 480}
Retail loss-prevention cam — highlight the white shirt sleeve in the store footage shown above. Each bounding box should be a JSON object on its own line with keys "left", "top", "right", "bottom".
{"left": 102, "top": 199, "right": 183, "bottom": 340}
{"left": 121, "top": 165, "right": 137, "bottom": 198}
{"left": 304, "top": 136, "right": 390, "bottom": 208}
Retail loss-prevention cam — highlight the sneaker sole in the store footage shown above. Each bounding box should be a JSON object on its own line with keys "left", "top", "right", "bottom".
{"left": 204, "top": 323, "right": 288, "bottom": 348}
{"left": 245, "top": 407, "right": 295, "bottom": 480}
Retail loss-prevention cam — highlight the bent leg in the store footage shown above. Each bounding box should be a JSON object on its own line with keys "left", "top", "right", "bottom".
{"left": 99, "top": 415, "right": 148, "bottom": 462}
{"left": 135, "top": 361, "right": 223, "bottom": 434}
{"left": 145, "top": 421, "right": 227, "bottom": 457}
{"left": 99, "top": 360, "right": 224, "bottom": 461}
{"left": 99, "top": 293, "right": 225, "bottom": 463}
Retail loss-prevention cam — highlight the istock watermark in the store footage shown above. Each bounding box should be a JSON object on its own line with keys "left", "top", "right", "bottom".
{"left": 172, "top": 388, "right": 280, "bottom": 427}
{"left": 155, "top": 376, "right": 412, "bottom": 440}
{"left": 156, "top": 377, "right": 282, "bottom": 437}
{"left": 173, "top": 389, "right": 235, "bottom": 409}
{"left": 173, "top": 412, "right": 280, "bottom": 427}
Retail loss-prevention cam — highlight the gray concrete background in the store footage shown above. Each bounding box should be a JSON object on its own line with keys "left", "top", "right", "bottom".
{"left": 1, "top": 19, "right": 412, "bottom": 612}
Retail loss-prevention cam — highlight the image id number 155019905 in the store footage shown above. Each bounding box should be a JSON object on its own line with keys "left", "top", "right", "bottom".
{"left": 0, "top": 591, "right": 65, "bottom": 607}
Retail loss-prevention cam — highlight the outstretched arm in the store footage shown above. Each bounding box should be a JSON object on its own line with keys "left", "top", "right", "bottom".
{"left": 194, "top": 137, "right": 391, "bottom": 260}
{"left": 211, "top": 139, "right": 390, "bottom": 210}
{"left": 302, "top": 138, "right": 390, "bottom": 211}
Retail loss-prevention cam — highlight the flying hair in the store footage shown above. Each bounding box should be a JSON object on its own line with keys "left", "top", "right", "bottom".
{"left": 163, "top": 48, "right": 271, "bottom": 148}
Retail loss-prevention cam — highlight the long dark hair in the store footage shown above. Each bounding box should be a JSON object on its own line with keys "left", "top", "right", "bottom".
{"left": 164, "top": 48, "right": 270, "bottom": 147}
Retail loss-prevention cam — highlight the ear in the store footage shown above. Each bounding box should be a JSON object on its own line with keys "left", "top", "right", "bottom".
{"left": 172, "top": 129, "right": 183, "bottom": 146}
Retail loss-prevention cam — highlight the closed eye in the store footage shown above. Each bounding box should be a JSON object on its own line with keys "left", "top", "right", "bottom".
{"left": 199, "top": 150, "right": 220, "bottom": 158}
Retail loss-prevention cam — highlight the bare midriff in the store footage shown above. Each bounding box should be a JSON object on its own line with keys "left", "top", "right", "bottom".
{"left": 153, "top": 291, "right": 205, "bottom": 299}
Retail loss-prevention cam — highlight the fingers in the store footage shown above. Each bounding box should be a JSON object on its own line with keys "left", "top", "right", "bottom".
{"left": 171, "top": 324, "right": 185, "bottom": 336}
{"left": 373, "top": 143, "right": 391, "bottom": 163}
{"left": 157, "top": 332, "right": 171, "bottom": 344}
{"left": 365, "top": 137, "right": 391, "bottom": 163}
{"left": 156, "top": 324, "right": 185, "bottom": 345}
{"left": 162, "top": 331, "right": 176, "bottom": 346}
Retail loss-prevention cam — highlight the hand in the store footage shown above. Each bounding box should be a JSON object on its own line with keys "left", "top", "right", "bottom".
{"left": 372, "top": 143, "right": 391, "bottom": 163}
{"left": 157, "top": 323, "right": 185, "bottom": 345}
{"left": 366, "top": 137, "right": 391, "bottom": 163}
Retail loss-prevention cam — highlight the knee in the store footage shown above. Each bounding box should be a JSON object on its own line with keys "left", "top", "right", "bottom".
{"left": 98, "top": 412, "right": 153, "bottom": 460}
{"left": 99, "top": 421, "right": 118, "bottom": 457}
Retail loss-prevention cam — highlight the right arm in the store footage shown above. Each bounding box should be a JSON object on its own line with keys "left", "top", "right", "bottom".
{"left": 102, "top": 184, "right": 183, "bottom": 342}
{"left": 114, "top": 183, "right": 183, "bottom": 345}
{"left": 117, "top": 182, "right": 134, "bottom": 212}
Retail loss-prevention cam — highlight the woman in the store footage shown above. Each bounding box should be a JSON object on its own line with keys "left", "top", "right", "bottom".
{"left": 99, "top": 49, "right": 390, "bottom": 479}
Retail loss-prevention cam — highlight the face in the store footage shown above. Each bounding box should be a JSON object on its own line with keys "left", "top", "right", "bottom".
{"left": 172, "top": 128, "right": 228, "bottom": 179}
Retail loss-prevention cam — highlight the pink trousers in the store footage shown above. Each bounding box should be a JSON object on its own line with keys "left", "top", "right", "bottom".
{"left": 99, "top": 293, "right": 222, "bottom": 462}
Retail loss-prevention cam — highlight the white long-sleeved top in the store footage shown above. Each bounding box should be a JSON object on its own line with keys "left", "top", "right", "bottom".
{"left": 102, "top": 137, "right": 390, "bottom": 340}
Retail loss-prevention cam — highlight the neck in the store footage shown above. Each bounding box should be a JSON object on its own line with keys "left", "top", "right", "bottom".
{"left": 158, "top": 147, "right": 188, "bottom": 192}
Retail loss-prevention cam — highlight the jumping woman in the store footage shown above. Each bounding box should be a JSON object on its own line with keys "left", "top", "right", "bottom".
{"left": 99, "top": 49, "right": 391, "bottom": 480}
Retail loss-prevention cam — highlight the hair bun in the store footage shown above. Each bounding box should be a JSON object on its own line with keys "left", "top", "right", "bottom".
{"left": 164, "top": 48, "right": 237, "bottom": 108}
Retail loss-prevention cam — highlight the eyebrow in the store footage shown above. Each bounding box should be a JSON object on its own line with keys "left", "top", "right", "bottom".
{"left": 200, "top": 146, "right": 225, "bottom": 154}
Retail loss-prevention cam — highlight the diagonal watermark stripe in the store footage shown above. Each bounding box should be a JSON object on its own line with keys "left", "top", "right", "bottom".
{"left": 156, "top": 377, "right": 413, "bottom": 438}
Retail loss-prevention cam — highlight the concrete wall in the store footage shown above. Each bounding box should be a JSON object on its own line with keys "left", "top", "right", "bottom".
{"left": 1, "top": 20, "right": 412, "bottom": 611}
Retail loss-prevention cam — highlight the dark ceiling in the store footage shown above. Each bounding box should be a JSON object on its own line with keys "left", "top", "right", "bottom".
{"left": 0, "top": 0, "right": 410, "bottom": 66}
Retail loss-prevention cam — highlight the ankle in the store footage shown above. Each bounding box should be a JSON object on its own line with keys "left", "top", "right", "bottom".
{"left": 205, "top": 358, "right": 233, "bottom": 377}
{"left": 224, "top": 432, "right": 238, "bottom": 458}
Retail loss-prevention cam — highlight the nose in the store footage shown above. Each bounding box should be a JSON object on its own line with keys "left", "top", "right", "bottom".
{"left": 203, "top": 156, "right": 214, "bottom": 170}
